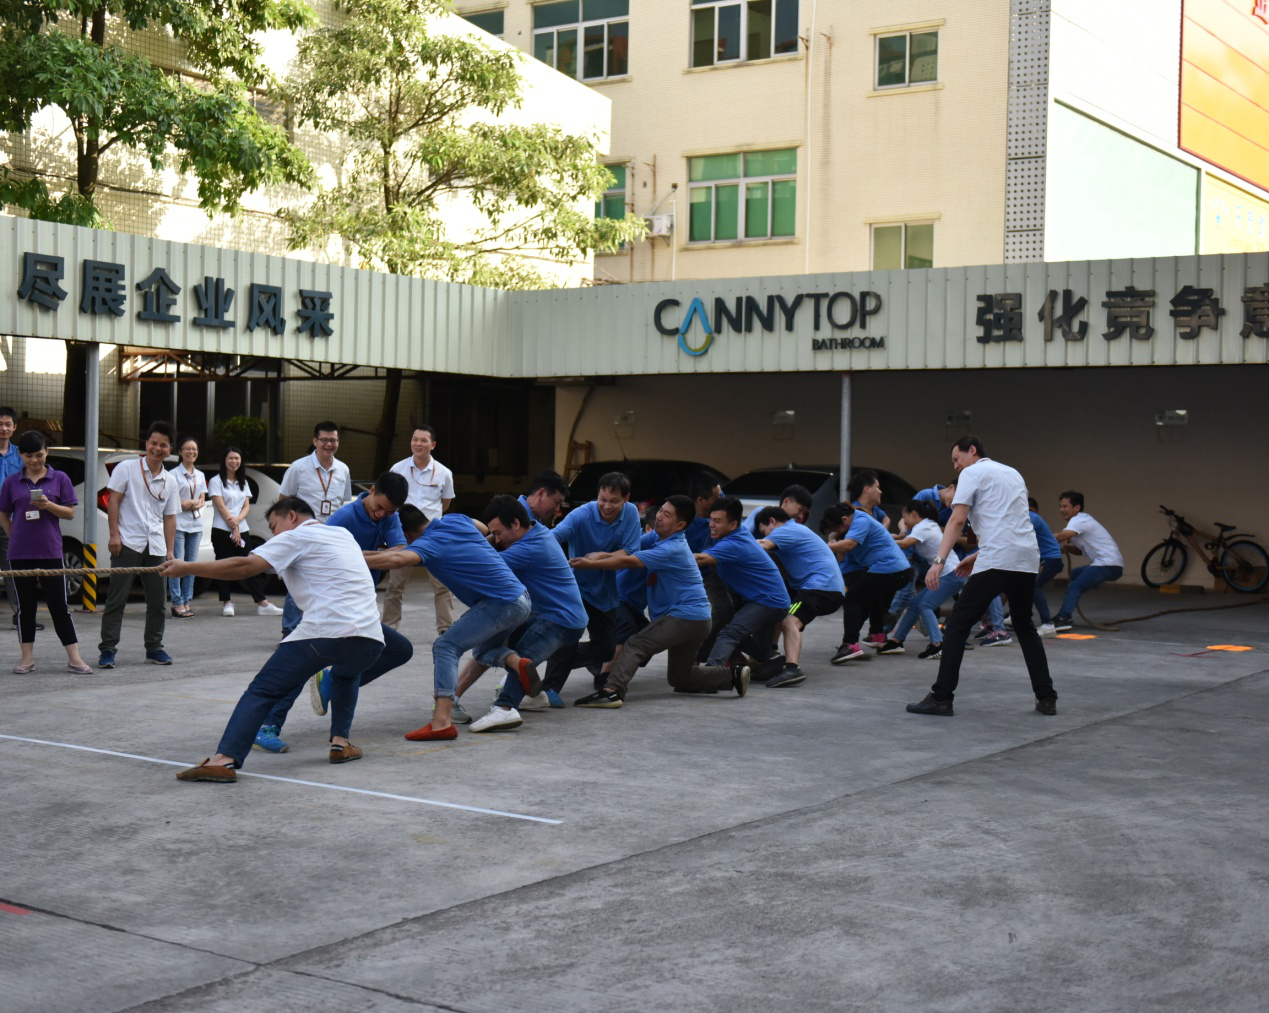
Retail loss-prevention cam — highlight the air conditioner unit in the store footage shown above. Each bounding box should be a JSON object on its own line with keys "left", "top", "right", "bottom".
{"left": 645, "top": 214, "right": 673, "bottom": 237}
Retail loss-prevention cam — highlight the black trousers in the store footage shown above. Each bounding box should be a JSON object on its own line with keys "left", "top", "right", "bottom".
{"left": 211, "top": 529, "right": 268, "bottom": 604}
{"left": 543, "top": 600, "right": 618, "bottom": 693}
{"left": 931, "top": 568, "right": 1054, "bottom": 702}
{"left": 12, "top": 557, "right": 78, "bottom": 646}
{"left": 841, "top": 568, "right": 914, "bottom": 646}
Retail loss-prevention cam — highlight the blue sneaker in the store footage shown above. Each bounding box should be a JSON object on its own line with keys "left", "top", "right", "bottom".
{"left": 253, "top": 725, "right": 289, "bottom": 753}
{"left": 545, "top": 689, "right": 565, "bottom": 709}
{"left": 145, "top": 650, "right": 173, "bottom": 665}
{"left": 97, "top": 651, "right": 116, "bottom": 670}
{"left": 309, "top": 667, "right": 333, "bottom": 716}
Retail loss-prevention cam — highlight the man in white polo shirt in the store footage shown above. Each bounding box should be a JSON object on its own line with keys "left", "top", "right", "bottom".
{"left": 907, "top": 436, "right": 1056, "bottom": 718}
{"left": 278, "top": 420, "right": 354, "bottom": 636}
{"left": 98, "top": 421, "right": 181, "bottom": 669}
{"left": 1051, "top": 490, "right": 1124, "bottom": 631}
{"left": 383, "top": 425, "right": 455, "bottom": 633}
{"left": 165, "top": 495, "right": 411, "bottom": 782}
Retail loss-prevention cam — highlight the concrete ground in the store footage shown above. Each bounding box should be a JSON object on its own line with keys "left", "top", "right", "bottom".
{"left": 1, "top": 576, "right": 1267, "bottom": 1012}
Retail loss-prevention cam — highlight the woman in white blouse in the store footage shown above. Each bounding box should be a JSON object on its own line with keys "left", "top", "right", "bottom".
{"left": 208, "top": 447, "right": 283, "bottom": 618}
{"left": 167, "top": 435, "right": 207, "bottom": 618}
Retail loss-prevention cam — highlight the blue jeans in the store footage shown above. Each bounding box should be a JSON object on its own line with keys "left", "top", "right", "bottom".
{"left": 1032, "top": 557, "right": 1064, "bottom": 623}
{"left": 281, "top": 592, "right": 303, "bottom": 635}
{"left": 264, "top": 624, "right": 415, "bottom": 731}
{"left": 433, "top": 592, "right": 531, "bottom": 700}
{"left": 1058, "top": 564, "right": 1123, "bottom": 618}
{"left": 215, "top": 635, "right": 386, "bottom": 767}
{"left": 168, "top": 529, "right": 202, "bottom": 606}
{"left": 885, "top": 580, "right": 917, "bottom": 633}
{"left": 481, "top": 617, "right": 586, "bottom": 710}
{"left": 892, "top": 571, "right": 966, "bottom": 643}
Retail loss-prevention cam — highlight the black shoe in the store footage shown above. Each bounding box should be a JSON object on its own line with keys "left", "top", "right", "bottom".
{"left": 752, "top": 653, "right": 785, "bottom": 682}
{"left": 1051, "top": 616, "right": 1073, "bottom": 632}
{"left": 1035, "top": 695, "right": 1057, "bottom": 716}
{"left": 906, "top": 692, "right": 954, "bottom": 716}
{"left": 766, "top": 665, "right": 806, "bottom": 688}
{"left": 917, "top": 643, "right": 943, "bottom": 660}
{"left": 731, "top": 663, "right": 751, "bottom": 697}
{"left": 574, "top": 688, "right": 623, "bottom": 708}
{"left": 875, "top": 639, "right": 906, "bottom": 655}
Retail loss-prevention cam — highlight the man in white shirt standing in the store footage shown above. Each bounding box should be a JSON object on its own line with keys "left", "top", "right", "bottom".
{"left": 98, "top": 421, "right": 181, "bottom": 669}
{"left": 907, "top": 436, "right": 1056, "bottom": 717}
{"left": 164, "top": 496, "right": 412, "bottom": 782}
{"left": 383, "top": 425, "right": 455, "bottom": 633}
{"left": 1051, "top": 490, "right": 1124, "bottom": 632}
{"left": 278, "top": 421, "right": 353, "bottom": 636}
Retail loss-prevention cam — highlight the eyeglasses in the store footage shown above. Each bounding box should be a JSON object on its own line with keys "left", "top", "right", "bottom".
{"left": 315, "top": 437, "right": 339, "bottom": 445}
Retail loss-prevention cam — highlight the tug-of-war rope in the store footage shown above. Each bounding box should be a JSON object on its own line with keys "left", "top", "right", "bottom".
{"left": 0, "top": 566, "right": 164, "bottom": 577}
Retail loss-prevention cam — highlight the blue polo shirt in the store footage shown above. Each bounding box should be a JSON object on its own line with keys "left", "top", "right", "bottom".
{"left": 766, "top": 522, "right": 845, "bottom": 593}
{"left": 916, "top": 485, "right": 954, "bottom": 527}
{"left": 328, "top": 493, "right": 406, "bottom": 551}
{"left": 706, "top": 528, "right": 790, "bottom": 611}
{"left": 685, "top": 515, "right": 712, "bottom": 553}
{"left": 617, "top": 530, "right": 658, "bottom": 611}
{"left": 498, "top": 521, "right": 587, "bottom": 629}
{"left": 844, "top": 511, "right": 911, "bottom": 573}
{"left": 553, "top": 500, "right": 641, "bottom": 610}
{"left": 406, "top": 514, "right": 525, "bottom": 607}
{"left": 634, "top": 530, "right": 711, "bottom": 621}
{"left": 1030, "top": 511, "right": 1062, "bottom": 560}
{"left": 0, "top": 444, "right": 21, "bottom": 487}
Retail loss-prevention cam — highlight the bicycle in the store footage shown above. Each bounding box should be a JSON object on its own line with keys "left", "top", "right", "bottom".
{"left": 1141, "top": 506, "right": 1269, "bottom": 593}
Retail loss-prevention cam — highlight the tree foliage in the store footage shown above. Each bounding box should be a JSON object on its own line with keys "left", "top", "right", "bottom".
{"left": 0, "top": 0, "right": 316, "bottom": 223}
{"left": 280, "top": 0, "right": 644, "bottom": 287}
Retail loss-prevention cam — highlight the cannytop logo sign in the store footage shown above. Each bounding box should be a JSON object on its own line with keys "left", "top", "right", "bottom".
{"left": 1255, "top": 0, "right": 1268, "bottom": 25}
{"left": 654, "top": 290, "right": 885, "bottom": 356}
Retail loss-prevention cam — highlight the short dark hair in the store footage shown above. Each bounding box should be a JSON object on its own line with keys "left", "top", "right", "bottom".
{"left": 753, "top": 506, "right": 790, "bottom": 529}
{"left": 1027, "top": 496, "right": 1038, "bottom": 511}
{"left": 177, "top": 434, "right": 198, "bottom": 452}
{"left": 950, "top": 435, "right": 986, "bottom": 457}
{"left": 483, "top": 494, "right": 532, "bottom": 530}
{"left": 640, "top": 504, "right": 659, "bottom": 530}
{"left": 820, "top": 502, "right": 856, "bottom": 533}
{"left": 710, "top": 495, "right": 743, "bottom": 525}
{"left": 780, "top": 484, "right": 812, "bottom": 510}
{"left": 1060, "top": 490, "right": 1084, "bottom": 510}
{"left": 313, "top": 421, "right": 339, "bottom": 438}
{"left": 374, "top": 471, "right": 408, "bottom": 508}
{"left": 146, "top": 420, "right": 176, "bottom": 445}
{"left": 268, "top": 495, "right": 315, "bottom": 519}
{"left": 847, "top": 469, "right": 879, "bottom": 502}
{"left": 905, "top": 499, "right": 937, "bottom": 522}
{"left": 17, "top": 430, "right": 46, "bottom": 455}
{"left": 946, "top": 478, "right": 957, "bottom": 489}
{"left": 690, "top": 471, "right": 723, "bottom": 501}
{"left": 413, "top": 424, "right": 437, "bottom": 441}
{"left": 664, "top": 494, "right": 694, "bottom": 526}
{"left": 398, "top": 504, "right": 426, "bottom": 537}
{"left": 598, "top": 471, "right": 631, "bottom": 498}
{"left": 0, "top": 406, "right": 18, "bottom": 423}
{"left": 527, "top": 469, "right": 568, "bottom": 498}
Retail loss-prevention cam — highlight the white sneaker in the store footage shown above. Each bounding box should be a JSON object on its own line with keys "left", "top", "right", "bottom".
{"left": 222, "top": 602, "right": 235, "bottom": 617}
{"left": 520, "top": 692, "right": 550, "bottom": 712}
{"left": 1038, "top": 623, "right": 1057, "bottom": 638}
{"left": 470, "top": 706, "right": 523, "bottom": 733}
{"left": 256, "top": 602, "right": 284, "bottom": 616}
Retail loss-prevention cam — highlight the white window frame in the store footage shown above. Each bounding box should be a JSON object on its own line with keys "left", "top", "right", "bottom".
{"left": 870, "top": 221, "right": 936, "bottom": 270}
{"left": 533, "top": 3, "right": 629, "bottom": 81}
{"left": 689, "top": 0, "right": 799, "bottom": 69}
{"left": 688, "top": 153, "right": 797, "bottom": 244}
{"left": 874, "top": 29, "right": 939, "bottom": 90}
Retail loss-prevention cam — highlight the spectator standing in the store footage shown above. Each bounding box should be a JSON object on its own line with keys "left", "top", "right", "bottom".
{"left": 1052, "top": 491, "right": 1124, "bottom": 631}
{"left": 0, "top": 431, "right": 92, "bottom": 673}
{"left": 167, "top": 435, "right": 206, "bottom": 618}
{"left": 208, "top": 447, "right": 284, "bottom": 618}
{"left": 97, "top": 421, "right": 180, "bottom": 669}
{"left": 383, "top": 425, "right": 455, "bottom": 633}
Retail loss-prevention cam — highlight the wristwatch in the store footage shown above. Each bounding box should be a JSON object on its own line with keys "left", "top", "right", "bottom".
{"left": 932, "top": 555, "right": 944, "bottom": 565}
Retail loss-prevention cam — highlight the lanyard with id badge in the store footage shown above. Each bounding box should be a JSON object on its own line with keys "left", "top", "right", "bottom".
{"left": 316, "top": 464, "right": 335, "bottom": 515}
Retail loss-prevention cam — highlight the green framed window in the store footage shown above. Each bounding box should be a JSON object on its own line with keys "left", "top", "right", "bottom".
{"left": 871, "top": 222, "right": 934, "bottom": 269}
{"left": 462, "top": 9, "right": 505, "bottom": 35}
{"left": 690, "top": 0, "right": 798, "bottom": 68}
{"left": 875, "top": 29, "right": 938, "bottom": 89}
{"left": 534, "top": 0, "right": 629, "bottom": 80}
{"left": 688, "top": 148, "right": 796, "bottom": 242}
{"left": 595, "top": 164, "right": 628, "bottom": 220}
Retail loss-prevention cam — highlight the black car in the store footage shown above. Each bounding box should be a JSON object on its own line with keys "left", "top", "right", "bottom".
{"left": 567, "top": 460, "right": 729, "bottom": 514}
{"left": 724, "top": 465, "right": 919, "bottom": 527}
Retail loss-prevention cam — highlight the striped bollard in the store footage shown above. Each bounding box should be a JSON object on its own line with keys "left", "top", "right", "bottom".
{"left": 81, "top": 544, "right": 98, "bottom": 612}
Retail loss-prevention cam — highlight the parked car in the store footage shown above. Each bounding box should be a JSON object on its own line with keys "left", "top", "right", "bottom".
{"left": 43, "top": 448, "right": 217, "bottom": 603}
{"left": 566, "top": 459, "right": 729, "bottom": 514}
{"left": 724, "top": 465, "right": 919, "bottom": 529}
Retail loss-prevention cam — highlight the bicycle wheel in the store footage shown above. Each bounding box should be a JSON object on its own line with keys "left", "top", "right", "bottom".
{"left": 1141, "top": 539, "right": 1188, "bottom": 587}
{"left": 1219, "top": 540, "right": 1269, "bottom": 593}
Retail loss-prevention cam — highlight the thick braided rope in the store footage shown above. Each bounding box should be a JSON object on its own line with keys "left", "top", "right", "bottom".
{"left": 0, "top": 566, "right": 165, "bottom": 577}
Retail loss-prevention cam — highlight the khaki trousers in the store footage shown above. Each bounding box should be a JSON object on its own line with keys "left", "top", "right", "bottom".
{"left": 382, "top": 564, "right": 454, "bottom": 634}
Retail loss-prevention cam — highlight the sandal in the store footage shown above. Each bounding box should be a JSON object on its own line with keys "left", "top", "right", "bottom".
{"left": 12, "top": 661, "right": 36, "bottom": 674}
{"left": 67, "top": 662, "right": 94, "bottom": 674}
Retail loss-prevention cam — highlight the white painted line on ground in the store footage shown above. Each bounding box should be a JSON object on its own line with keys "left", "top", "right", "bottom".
{"left": 0, "top": 734, "right": 562, "bottom": 824}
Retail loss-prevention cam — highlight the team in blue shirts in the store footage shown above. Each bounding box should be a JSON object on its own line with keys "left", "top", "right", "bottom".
{"left": 823, "top": 504, "right": 914, "bottom": 664}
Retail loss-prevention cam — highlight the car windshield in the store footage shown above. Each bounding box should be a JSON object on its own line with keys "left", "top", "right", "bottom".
{"left": 726, "top": 471, "right": 830, "bottom": 496}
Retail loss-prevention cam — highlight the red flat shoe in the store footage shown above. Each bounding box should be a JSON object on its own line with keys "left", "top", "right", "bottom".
{"left": 403, "top": 723, "right": 457, "bottom": 741}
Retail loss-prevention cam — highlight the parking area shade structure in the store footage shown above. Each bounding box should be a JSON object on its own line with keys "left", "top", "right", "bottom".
{"left": 82, "top": 342, "right": 100, "bottom": 611}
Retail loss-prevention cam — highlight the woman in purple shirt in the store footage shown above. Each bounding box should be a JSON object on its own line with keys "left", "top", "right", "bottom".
{"left": 0, "top": 431, "right": 92, "bottom": 674}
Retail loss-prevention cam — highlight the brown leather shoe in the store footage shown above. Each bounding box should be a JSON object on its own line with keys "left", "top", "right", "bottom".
{"left": 175, "top": 758, "right": 237, "bottom": 782}
{"left": 329, "top": 742, "right": 363, "bottom": 764}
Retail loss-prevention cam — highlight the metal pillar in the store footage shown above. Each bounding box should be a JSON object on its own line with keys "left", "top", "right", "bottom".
{"left": 81, "top": 342, "right": 100, "bottom": 611}
{"left": 838, "top": 372, "right": 852, "bottom": 503}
